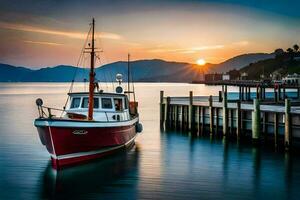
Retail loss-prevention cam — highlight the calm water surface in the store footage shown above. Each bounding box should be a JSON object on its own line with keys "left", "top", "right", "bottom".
{"left": 0, "top": 83, "right": 299, "bottom": 200}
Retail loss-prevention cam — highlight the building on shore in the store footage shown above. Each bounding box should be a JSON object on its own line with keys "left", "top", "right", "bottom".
{"left": 270, "top": 70, "right": 283, "bottom": 80}
{"left": 204, "top": 73, "right": 223, "bottom": 81}
{"left": 240, "top": 72, "right": 248, "bottom": 80}
{"left": 283, "top": 73, "right": 300, "bottom": 85}
{"left": 227, "top": 69, "right": 240, "bottom": 80}
{"left": 204, "top": 69, "right": 241, "bottom": 81}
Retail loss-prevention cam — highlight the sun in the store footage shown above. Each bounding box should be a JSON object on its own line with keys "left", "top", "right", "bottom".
{"left": 196, "top": 58, "right": 206, "bottom": 66}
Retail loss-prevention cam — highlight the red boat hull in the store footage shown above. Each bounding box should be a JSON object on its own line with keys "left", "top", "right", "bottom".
{"left": 36, "top": 120, "right": 137, "bottom": 169}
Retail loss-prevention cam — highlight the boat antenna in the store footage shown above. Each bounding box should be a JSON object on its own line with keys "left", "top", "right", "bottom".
{"left": 131, "top": 58, "right": 136, "bottom": 105}
{"left": 132, "top": 72, "right": 136, "bottom": 103}
{"left": 128, "top": 54, "right": 136, "bottom": 112}
{"left": 88, "top": 18, "right": 96, "bottom": 120}
{"left": 127, "top": 53, "right": 131, "bottom": 101}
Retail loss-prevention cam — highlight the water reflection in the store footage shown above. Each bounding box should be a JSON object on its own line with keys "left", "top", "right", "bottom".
{"left": 2, "top": 83, "right": 300, "bottom": 199}
{"left": 40, "top": 144, "right": 140, "bottom": 199}
{"left": 161, "top": 129, "right": 300, "bottom": 199}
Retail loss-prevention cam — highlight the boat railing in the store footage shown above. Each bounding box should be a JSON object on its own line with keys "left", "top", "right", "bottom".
{"left": 35, "top": 98, "right": 65, "bottom": 119}
{"left": 37, "top": 105, "right": 65, "bottom": 119}
{"left": 36, "top": 98, "right": 133, "bottom": 122}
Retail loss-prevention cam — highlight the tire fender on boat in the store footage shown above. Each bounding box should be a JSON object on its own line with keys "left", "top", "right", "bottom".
{"left": 136, "top": 123, "right": 143, "bottom": 133}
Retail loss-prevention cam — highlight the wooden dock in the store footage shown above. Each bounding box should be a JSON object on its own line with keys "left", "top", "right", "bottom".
{"left": 160, "top": 89, "right": 300, "bottom": 150}
{"left": 192, "top": 80, "right": 300, "bottom": 102}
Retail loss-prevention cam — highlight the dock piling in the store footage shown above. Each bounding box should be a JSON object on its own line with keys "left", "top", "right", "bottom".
{"left": 209, "top": 95, "right": 213, "bottom": 134}
{"left": 274, "top": 87, "right": 278, "bottom": 103}
{"left": 222, "top": 90, "right": 228, "bottom": 136}
{"left": 278, "top": 85, "right": 281, "bottom": 100}
{"left": 188, "top": 91, "right": 193, "bottom": 130}
{"left": 274, "top": 112, "right": 278, "bottom": 148}
{"left": 179, "top": 105, "right": 183, "bottom": 129}
{"left": 165, "top": 96, "right": 170, "bottom": 124}
{"left": 247, "top": 87, "right": 251, "bottom": 100}
{"left": 196, "top": 106, "right": 200, "bottom": 134}
{"left": 263, "top": 112, "right": 268, "bottom": 141}
{"left": 201, "top": 106, "right": 205, "bottom": 134}
{"left": 218, "top": 91, "right": 222, "bottom": 102}
{"left": 252, "top": 99, "right": 261, "bottom": 142}
{"left": 160, "top": 91, "right": 164, "bottom": 123}
{"left": 174, "top": 105, "right": 178, "bottom": 129}
{"left": 236, "top": 101, "right": 241, "bottom": 139}
{"left": 285, "top": 99, "right": 291, "bottom": 150}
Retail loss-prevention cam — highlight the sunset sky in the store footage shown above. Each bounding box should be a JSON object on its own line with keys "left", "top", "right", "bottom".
{"left": 0, "top": 0, "right": 299, "bottom": 68}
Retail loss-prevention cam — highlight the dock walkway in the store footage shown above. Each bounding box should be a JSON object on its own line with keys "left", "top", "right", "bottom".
{"left": 160, "top": 89, "right": 300, "bottom": 150}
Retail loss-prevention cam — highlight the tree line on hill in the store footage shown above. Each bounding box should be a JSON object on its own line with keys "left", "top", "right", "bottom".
{"left": 240, "top": 44, "right": 300, "bottom": 80}
{"left": 274, "top": 44, "right": 300, "bottom": 61}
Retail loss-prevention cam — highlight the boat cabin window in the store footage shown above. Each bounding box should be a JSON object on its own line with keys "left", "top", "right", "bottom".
{"left": 101, "top": 98, "right": 112, "bottom": 109}
{"left": 114, "top": 98, "right": 123, "bottom": 111}
{"left": 70, "top": 97, "right": 81, "bottom": 108}
{"left": 81, "top": 97, "right": 99, "bottom": 108}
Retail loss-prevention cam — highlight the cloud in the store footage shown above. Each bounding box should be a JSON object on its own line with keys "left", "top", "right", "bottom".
{"left": 121, "top": 41, "right": 141, "bottom": 46}
{"left": 148, "top": 42, "right": 249, "bottom": 54}
{"left": 23, "top": 40, "right": 63, "bottom": 46}
{"left": 0, "top": 21, "right": 122, "bottom": 40}
{"left": 148, "top": 44, "right": 224, "bottom": 53}
{"left": 233, "top": 40, "right": 249, "bottom": 46}
{"left": 190, "top": 45, "right": 224, "bottom": 51}
{"left": 181, "top": 50, "right": 197, "bottom": 54}
{"left": 147, "top": 48, "right": 180, "bottom": 53}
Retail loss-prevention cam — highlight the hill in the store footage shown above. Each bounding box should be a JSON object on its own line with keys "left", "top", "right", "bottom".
{"left": 96, "top": 59, "right": 214, "bottom": 82}
{"left": 0, "top": 53, "right": 275, "bottom": 82}
{"left": 0, "top": 63, "right": 32, "bottom": 82}
{"left": 210, "top": 53, "right": 274, "bottom": 73}
{"left": 240, "top": 58, "right": 300, "bottom": 80}
{"left": 0, "top": 60, "right": 203, "bottom": 82}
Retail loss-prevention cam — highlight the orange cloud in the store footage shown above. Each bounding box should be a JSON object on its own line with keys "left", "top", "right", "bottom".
{"left": 23, "top": 40, "right": 63, "bottom": 46}
{"left": 0, "top": 21, "right": 122, "bottom": 40}
{"left": 148, "top": 44, "right": 224, "bottom": 53}
{"left": 233, "top": 40, "right": 249, "bottom": 46}
{"left": 189, "top": 45, "right": 224, "bottom": 51}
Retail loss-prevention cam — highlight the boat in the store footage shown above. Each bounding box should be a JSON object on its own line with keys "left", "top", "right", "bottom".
{"left": 34, "top": 18, "right": 143, "bottom": 169}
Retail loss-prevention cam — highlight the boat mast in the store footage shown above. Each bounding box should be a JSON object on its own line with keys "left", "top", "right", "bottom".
{"left": 127, "top": 53, "right": 130, "bottom": 101}
{"left": 88, "top": 18, "right": 95, "bottom": 120}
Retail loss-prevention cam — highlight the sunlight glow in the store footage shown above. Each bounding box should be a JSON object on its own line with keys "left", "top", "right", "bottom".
{"left": 196, "top": 58, "right": 206, "bottom": 66}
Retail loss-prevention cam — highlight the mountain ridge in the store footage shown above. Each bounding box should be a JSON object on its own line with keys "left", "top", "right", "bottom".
{"left": 0, "top": 53, "right": 273, "bottom": 82}
{"left": 209, "top": 53, "right": 274, "bottom": 72}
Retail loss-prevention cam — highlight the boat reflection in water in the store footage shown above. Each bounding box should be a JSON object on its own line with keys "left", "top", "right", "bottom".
{"left": 40, "top": 143, "right": 140, "bottom": 199}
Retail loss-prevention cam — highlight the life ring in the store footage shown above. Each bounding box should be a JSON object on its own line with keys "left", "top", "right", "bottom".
{"left": 136, "top": 123, "right": 143, "bottom": 133}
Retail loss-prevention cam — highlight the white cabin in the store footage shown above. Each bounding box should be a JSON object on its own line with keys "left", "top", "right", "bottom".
{"left": 65, "top": 92, "right": 131, "bottom": 122}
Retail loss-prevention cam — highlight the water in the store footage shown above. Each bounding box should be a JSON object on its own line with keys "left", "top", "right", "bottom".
{"left": 0, "top": 83, "right": 299, "bottom": 200}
